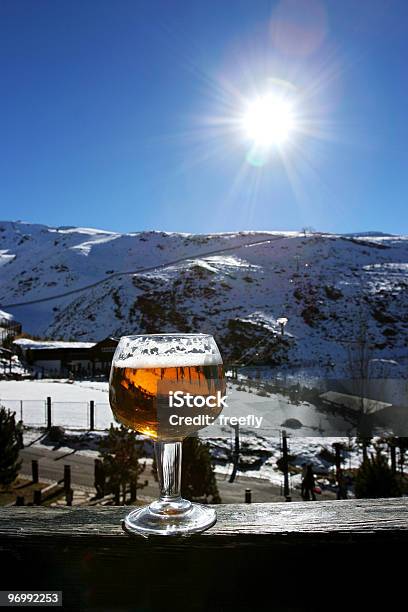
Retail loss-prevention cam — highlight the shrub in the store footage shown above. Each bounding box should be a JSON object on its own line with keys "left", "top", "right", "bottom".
{"left": 47, "top": 426, "right": 65, "bottom": 444}
{"left": 0, "top": 407, "right": 23, "bottom": 486}
{"left": 181, "top": 437, "right": 221, "bottom": 503}
{"left": 324, "top": 285, "right": 343, "bottom": 300}
{"left": 99, "top": 425, "right": 147, "bottom": 504}
{"left": 354, "top": 454, "right": 402, "bottom": 499}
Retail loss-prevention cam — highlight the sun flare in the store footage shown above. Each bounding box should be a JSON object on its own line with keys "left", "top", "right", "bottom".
{"left": 242, "top": 93, "right": 296, "bottom": 147}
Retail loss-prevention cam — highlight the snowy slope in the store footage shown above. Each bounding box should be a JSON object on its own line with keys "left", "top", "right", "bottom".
{"left": 0, "top": 221, "right": 407, "bottom": 375}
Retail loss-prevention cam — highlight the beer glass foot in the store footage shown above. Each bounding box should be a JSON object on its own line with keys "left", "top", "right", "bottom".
{"left": 123, "top": 500, "right": 217, "bottom": 537}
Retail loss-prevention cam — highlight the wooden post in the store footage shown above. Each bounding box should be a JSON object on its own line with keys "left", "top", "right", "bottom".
{"left": 64, "top": 465, "right": 71, "bottom": 492}
{"left": 46, "top": 396, "right": 52, "bottom": 430}
{"left": 32, "top": 459, "right": 39, "bottom": 483}
{"left": 333, "top": 443, "right": 342, "bottom": 473}
{"left": 333, "top": 442, "right": 346, "bottom": 499}
{"left": 66, "top": 489, "right": 74, "bottom": 506}
{"left": 399, "top": 443, "right": 405, "bottom": 474}
{"left": 245, "top": 489, "right": 252, "bottom": 503}
{"left": 15, "top": 496, "right": 25, "bottom": 506}
{"left": 89, "top": 400, "right": 95, "bottom": 431}
{"left": 228, "top": 423, "right": 240, "bottom": 483}
{"left": 282, "top": 430, "right": 291, "bottom": 501}
{"left": 130, "top": 480, "right": 137, "bottom": 502}
{"left": 94, "top": 459, "right": 105, "bottom": 498}
{"left": 33, "top": 490, "right": 42, "bottom": 505}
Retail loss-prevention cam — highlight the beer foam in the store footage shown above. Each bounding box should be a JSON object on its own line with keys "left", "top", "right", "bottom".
{"left": 113, "top": 352, "right": 222, "bottom": 369}
{"left": 112, "top": 334, "right": 223, "bottom": 369}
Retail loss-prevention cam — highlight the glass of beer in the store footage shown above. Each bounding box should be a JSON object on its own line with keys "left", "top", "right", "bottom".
{"left": 109, "top": 333, "right": 225, "bottom": 536}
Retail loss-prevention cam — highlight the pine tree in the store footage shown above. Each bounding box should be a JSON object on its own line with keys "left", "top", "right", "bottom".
{"left": 356, "top": 432, "right": 371, "bottom": 462}
{"left": 354, "top": 452, "right": 401, "bottom": 499}
{"left": 396, "top": 437, "right": 408, "bottom": 473}
{"left": 0, "top": 406, "right": 23, "bottom": 486}
{"left": 181, "top": 437, "right": 221, "bottom": 503}
{"left": 98, "top": 425, "right": 146, "bottom": 504}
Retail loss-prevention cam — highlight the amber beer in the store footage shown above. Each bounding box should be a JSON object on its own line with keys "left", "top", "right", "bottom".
{"left": 109, "top": 362, "right": 225, "bottom": 440}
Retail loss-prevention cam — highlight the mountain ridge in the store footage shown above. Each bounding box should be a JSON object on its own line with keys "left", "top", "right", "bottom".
{"left": 1, "top": 221, "right": 407, "bottom": 377}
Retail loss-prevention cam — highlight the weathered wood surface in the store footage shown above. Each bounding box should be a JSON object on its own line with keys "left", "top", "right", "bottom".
{"left": 1, "top": 498, "right": 408, "bottom": 540}
{"left": 0, "top": 500, "right": 407, "bottom": 611}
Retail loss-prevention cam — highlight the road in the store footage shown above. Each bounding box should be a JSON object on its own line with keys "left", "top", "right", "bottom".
{"left": 3, "top": 235, "right": 284, "bottom": 309}
{"left": 20, "top": 445, "right": 301, "bottom": 503}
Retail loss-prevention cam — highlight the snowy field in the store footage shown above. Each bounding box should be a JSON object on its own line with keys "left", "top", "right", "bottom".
{"left": 0, "top": 378, "right": 109, "bottom": 401}
{"left": 0, "top": 377, "right": 367, "bottom": 485}
{"left": 0, "top": 377, "right": 357, "bottom": 435}
{"left": 0, "top": 379, "right": 112, "bottom": 429}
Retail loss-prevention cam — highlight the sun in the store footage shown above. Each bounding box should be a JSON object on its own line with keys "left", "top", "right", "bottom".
{"left": 242, "top": 93, "right": 296, "bottom": 147}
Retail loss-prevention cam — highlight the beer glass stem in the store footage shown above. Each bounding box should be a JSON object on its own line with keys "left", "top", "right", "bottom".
{"left": 155, "top": 440, "right": 183, "bottom": 502}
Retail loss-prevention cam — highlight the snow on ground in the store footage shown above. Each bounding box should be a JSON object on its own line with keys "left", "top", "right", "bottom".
{"left": 210, "top": 434, "right": 362, "bottom": 487}
{"left": 1, "top": 221, "right": 407, "bottom": 378}
{"left": 1, "top": 378, "right": 366, "bottom": 486}
{"left": 0, "top": 251, "right": 15, "bottom": 267}
{"left": 0, "top": 378, "right": 109, "bottom": 401}
{"left": 0, "top": 354, "right": 30, "bottom": 377}
{"left": 22, "top": 428, "right": 104, "bottom": 459}
{"left": 0, "top": 308, "right": 14, "bottom": 320}
{"left": 0, "top": 379, "right": 112, "bottom": 429}
{"left": 0, "top": 377, "right": 358, "bottom": 436}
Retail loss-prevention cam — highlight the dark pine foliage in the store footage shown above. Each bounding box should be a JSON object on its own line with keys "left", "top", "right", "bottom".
{"left": 0, "top": 406, "right": 23, "bottom": 486}
{"left": 98, "top": 425, "right": 146, "bottom": 504}
{"left": 355, "top": 453, "right": 402, "bottom": 499}
{"left": 181, "top": 437, "right": 221, "bottom": 504}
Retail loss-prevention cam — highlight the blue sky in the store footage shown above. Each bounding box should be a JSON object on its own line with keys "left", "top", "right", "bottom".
{"left": 0, "top": 0, "right": 407, "bottom": 234}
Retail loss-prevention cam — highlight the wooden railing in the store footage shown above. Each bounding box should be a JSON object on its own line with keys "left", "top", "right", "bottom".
{"left": 0, "top": 499, "right": 407, "bottom": 610}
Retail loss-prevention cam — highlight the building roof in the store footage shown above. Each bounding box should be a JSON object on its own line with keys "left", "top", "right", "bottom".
{"left": 13, "top": 338, "right": 96, "bottom": 351}
{"left": 320, "top": 391, "right": 392, "bottom": 415}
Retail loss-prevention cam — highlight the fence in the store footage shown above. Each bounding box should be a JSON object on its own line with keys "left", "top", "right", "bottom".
{"left": 0, "top": 397, "right": 112, "bottom": 430}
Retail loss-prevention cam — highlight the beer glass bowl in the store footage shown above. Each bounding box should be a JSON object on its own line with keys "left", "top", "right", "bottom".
{"left": 109, "top": 333, "right": 225, "bottom": 536}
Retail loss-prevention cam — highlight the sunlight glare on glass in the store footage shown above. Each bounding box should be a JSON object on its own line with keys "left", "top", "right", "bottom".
{"left": 242, "top": 93, "right": 296, "bottom": 147}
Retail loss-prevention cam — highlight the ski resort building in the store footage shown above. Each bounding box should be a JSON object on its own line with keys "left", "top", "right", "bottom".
{"left": 12, "top": 336, "right": 118, "bottom": 377}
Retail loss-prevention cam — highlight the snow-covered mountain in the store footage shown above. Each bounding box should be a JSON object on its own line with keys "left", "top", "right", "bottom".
{"left": 0, "top": 220, "right": 407, "bottom": 375}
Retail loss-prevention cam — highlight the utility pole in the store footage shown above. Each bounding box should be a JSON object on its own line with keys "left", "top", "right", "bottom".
{"left": 333, "top": 442, "right": 346, "bottom": 499}
{"left": 46, "top": 397, "right": 52, "bottom": 430}
{"left": 333, "top": 442, "right": 342, "bottom": 474}
{"left": 229, "top": 423, "right": 240, "bottom": 483}
{"left": 281, "top": 430, "right": 291, "bottom": 501}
